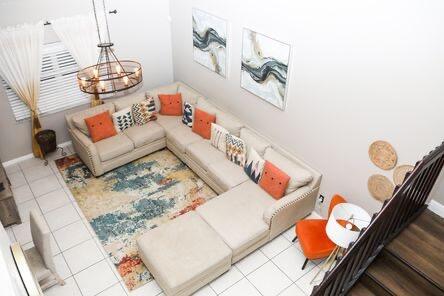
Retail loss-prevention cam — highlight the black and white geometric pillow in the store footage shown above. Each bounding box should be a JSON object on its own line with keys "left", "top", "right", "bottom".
{"left": 226, "top": 134, "right": 246, "bottom": 166}
{"left": 244, "top": 148, "right": 265, "bottom": 183}
{"left": 112, "top": 107, "right": 134, "bottom": 132}
{"left": 145, "top": 95, "right": 156, "bottom": 113}
{"left": 182, "top": 102, "right": 193, "bottom": 127}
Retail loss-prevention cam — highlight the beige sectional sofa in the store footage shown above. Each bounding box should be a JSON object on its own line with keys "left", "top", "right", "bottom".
{"left": 66, "top": 81, "right": 322, "bottom": 296}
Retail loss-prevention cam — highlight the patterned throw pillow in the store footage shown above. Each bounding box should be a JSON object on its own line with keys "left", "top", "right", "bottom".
{"left": 225, "top": 134, "right": 246, "bottom": 166}
{"left": 132, "top": 100, "right": 157, "bottom": 125}
{"left": 112, "top": 107, "right": 134, "bottom": 132}
{"left": 145, "top": 95, "right": 157, "bottom": 113}
{"left": 244, "top": 148, "right": 265, "bottom": 183}
{"left": 182, "top": 102, "right": 193, "bottom": 127}
{"left": 210, "top": 123, "right": 229, "bottom": 153}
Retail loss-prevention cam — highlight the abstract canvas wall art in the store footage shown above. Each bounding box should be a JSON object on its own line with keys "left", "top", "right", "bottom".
{"left": 241, "top": 29, "right": 291, "bottom": 110}
{"left": 192, "top": 8, "right": 227, "bottom": 77}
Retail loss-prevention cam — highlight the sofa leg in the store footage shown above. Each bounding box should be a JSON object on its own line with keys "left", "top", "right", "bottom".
{"left": 292, "top": 236, "right": 297, "bottom": 243}
{"left": 302, "top": 258, "right": 309, "bottom": 270}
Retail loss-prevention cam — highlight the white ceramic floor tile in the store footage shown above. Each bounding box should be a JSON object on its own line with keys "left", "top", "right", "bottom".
{"left": 192, "top": 285, "right": 216, "bottom": 296}
{"left": 235, "top": 249, "right": 269, "bottom": 275}
{"left": 282, "top": 226, "right": 296, "bottom": 242}
{"left": 17, "top": 199, "right": 42, "bottom": 222}
{"left": 64, "top": 239, "right": 104, "bottom": 274}
{"left": 22, "top": 164, "right": 54, "bottom": 183}
{"left": 279, "top": 283, "right": 306, "bottom": 296}
{"left": 29, "top": 174, "right": 61, "bottom": 197}
{"left": 12, "top": 221, "right": 32, "bottom": 244}
{"left": 8, "top": 171, "right": 27, "bottom": 188}
{"left": 4, "top": 163, "right": 21, "bottom": 175}
{"left": 12, "top": 185, "right": 34, "bottom": 204}
{"left": 43, "top": 276, "right": 82, "bottom": 296}
{"left": 74, "top": 260, "right": 119, "bottom": 296}
{"left": 295, "top": 266, "right": 326, "bottom": 295}
{"left": 97, "top": 282, "right": 127, "bottom": 296}
{"left": 247, "top": 261, "right": 292, "bottom": 296}
{"left": 272, "top": 245, "right": 315, "bottom": 281}
{"left": 37, "top": 188, "right": 71, "bottom": 213}
{"left": 209, "top": 266, "right": 243, "bottom": 294}
{"left": 219, "top": 278, "right": 261, "bottom": 296}
{"left": 126, "top": 279, "right": 162, "bottom": 296}
{"left": 260, "top": 235, "right": 292, "bottom": 259}
{"left": 53, "top": 220, "right": 91, "bottom": 251}
{"left": 53, "top": 253, "right": 72, "bottom": 280}
{"left": 19, "top": 157, "right": 46, "bottom": 170}
{"left": 45, "top": 203, "right": 80, "bottom": 231}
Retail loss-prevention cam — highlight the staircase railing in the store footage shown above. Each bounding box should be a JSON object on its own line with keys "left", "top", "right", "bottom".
{"left": 311, "top": 141, "right": 444, "bottom": 296}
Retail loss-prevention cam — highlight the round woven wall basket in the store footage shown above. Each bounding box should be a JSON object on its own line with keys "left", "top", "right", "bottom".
{"left": 369, "top": 140, "right": 397, "bottom": 170}
{"left": 393, "top": 165, "right": 414, "bottom": 186}
{"left": 368, "top": 174, "right": 395, "bottom": 201}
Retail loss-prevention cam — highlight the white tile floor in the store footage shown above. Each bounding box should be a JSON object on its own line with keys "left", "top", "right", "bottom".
{"left": 4, "top": 146, "right": 326, "bottom": 296}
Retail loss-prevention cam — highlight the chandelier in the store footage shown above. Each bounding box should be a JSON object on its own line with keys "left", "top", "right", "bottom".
{"left": 77, "top": 0, "right": 143, "bottom": 106}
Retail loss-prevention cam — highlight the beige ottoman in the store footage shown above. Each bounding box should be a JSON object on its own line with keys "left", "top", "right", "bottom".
{"left": 137, "top": 211, "right": 232, "bottom": 296}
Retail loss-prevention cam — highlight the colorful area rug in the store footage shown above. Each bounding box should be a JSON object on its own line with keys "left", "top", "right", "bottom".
{"left": 55, "top": 149, "right": 217, "bottom": 291}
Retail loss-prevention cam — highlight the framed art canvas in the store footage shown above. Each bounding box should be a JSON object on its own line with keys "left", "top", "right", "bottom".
{"left": 192, "top": 8, "right": 227, "bottom": 77}
{"left": 241, "top": 28, "right": 291, "bottom": 110}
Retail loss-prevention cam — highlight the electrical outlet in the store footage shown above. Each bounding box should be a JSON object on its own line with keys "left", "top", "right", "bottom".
{"left": 318, "top": 194, "right": 325, "bottom": 203}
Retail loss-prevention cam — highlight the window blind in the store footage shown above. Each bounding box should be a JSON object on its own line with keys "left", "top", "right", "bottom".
{"left": 2, "top": 42, "right": 90, "bottom": 121}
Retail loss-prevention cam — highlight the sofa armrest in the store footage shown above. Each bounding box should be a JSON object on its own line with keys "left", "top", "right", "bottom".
{"left": 264, "top": 186, "right": 319, "bottom": 239}
{"left": 69, "top": 128, "right": 103, "bottom": 176}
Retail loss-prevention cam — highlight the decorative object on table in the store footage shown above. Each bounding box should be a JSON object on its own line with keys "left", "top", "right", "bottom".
{"left": 34, "top": 130, "right": 67, "bottom": 166}
{"left": 393, "top": 164, "right": 414, "bottom": 186}
{"left": 0, "top": 22, "right": 45, "bottom": 159}
{"left": 368, "top": 174, "right": 395, "bottom": 201}
{"left": 76, "top": 0, "right": 143, "bottom": 107}
{"left": 0, "top": 160, "right": 21, "bottom": 226}
{"left": 311, "top": 201, "right": 371, "bottom": 284}
{"left": 24, "top": 210, "right": 65, "bottom": 291}
{"left": 241, "top": 28, "right": 290, "bottom": 110}
{"left": 368, "top": 140, "right": 397, "bottom": 170}
{"left": 192, "top": 8, "right": 227, "bottom": 77}
{"left": 294, "top": 195, "right": 346, "bottom": 271}
{"left": 225, "top": 134, "right": 246, "bottom": 166}
{"left": 55, "top": 149, "right": 217, "bottom": 290}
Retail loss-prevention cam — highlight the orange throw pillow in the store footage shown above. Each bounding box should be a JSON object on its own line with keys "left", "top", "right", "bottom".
{"left": 259, "top": 161, "right": 290, "bottom": 200}
{"left": 192, "top": 108, "right": 216, "bottom": 139}
{"left": 159, "top": 93, "right": 183, "bottom": 116}
{"left": 84, "top": 111, "right": 117, "bottom": 143}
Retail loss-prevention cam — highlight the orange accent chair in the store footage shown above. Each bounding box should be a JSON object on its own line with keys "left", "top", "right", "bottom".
{"left": 293, "top": 194, "right": 347, "bottom": 269}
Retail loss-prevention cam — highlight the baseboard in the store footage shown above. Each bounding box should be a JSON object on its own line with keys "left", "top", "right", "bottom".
{"left": 428, "top": 200, "right": 444, "bottom": 218}
{"left": 2, "top": 141, "right": 72, "bottom": 167}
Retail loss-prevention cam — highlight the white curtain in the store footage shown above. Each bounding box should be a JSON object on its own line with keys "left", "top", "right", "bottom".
{"left": 52, "top": 14, "right": 99, "bottom": 69}
{"left": 0, "top": 22, "right": 44, "bottom": 157}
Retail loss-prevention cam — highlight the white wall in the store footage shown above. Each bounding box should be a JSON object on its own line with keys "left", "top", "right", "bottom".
{"left": 170, "top": 0, "right": 444, "bottom": 214}
{"left": 0, "top": 0, "right": 174, "bottom": 161}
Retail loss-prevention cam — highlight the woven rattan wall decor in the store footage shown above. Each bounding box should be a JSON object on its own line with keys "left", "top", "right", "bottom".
{"left": 368, "top": 174, "right": 395, "bottom": 201}
{"left": 393, "top": 165, "right": 414, "bottom": 186}
{"left": 368, "top": 140, "right": 398, "bottom": 170}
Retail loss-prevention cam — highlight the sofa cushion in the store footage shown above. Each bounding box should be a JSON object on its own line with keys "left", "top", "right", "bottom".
{"left": 177, "top": 82, "right": 202, "bottom": 105}
{"left": 123, "top": 121, "right": 165, "bottom": 148}
{"left": 113, "top": 91, "right": 146, "bottom": 111}
{"left": 84, "top": 111, "right": 117, "bottom": 143}
{"left": 196, "top": 97, "right": 219, "bottom": 115}
{"left": 166, "top": 125, "right": 203, "bottom": 153}
{"left": 159, "top": 93, "right": 183, "bottom": 116}
{"left": 186, "top": 140, "right": 225, "bottom": 171}
{"left": 264, "top": 148, "right": 313, "bottom": 194}
{"left": 196, "top": 180, "right": 273, "bottom": 258}
{"left": 137, "top": 211, "right": 232, "bottom": 296}
{"left": 192, "top": 108, "right": 216, "bottom": 139}
{"left": 208, "top": 160, "right": 249, "bottom": 192}
{"left": 216, "top": 112, "right": 243, "bottom": 137}
{"left": 240, "top": 128, "right": 270, "bottom": 156}
{"left": 259, "top": 161, "right": 290, "bottom": 200}
{"left": 156, "top": 114, "right": 182, "bottom": 131}
{"left": 95, "top": 134, "right": 134, "bottom": 162}
{"left": 71, "top": 103, "right": 115, "bottom": 136}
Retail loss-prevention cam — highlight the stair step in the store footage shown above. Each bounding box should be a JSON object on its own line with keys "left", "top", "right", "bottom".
{"left": 347, "top": 274, "right": 391, "bottom": 296}
{"left": 365, "top": 251, "right": 443, "bottom": 296}
{"left": 385, "top": 209, "right": 444, "bottom": 289}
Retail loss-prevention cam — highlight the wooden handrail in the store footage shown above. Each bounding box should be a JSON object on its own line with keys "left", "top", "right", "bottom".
{"left": 311, "top": 141, "right": 444, "bottom": 296}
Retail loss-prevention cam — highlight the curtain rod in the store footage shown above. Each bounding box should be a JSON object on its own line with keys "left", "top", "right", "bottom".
{"left": 43, "top": 10, "right": 117, "bottom": 26}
